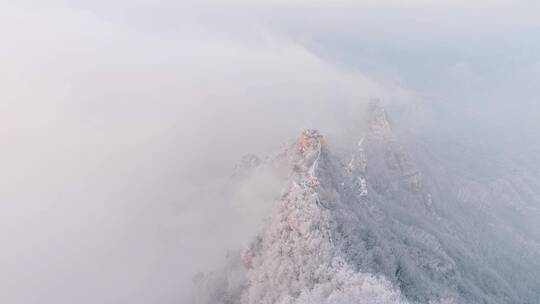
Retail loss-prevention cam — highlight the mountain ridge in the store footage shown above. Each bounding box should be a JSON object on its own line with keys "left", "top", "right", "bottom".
{"left": 190, "top": 102, "right": 540, "bottom": 304}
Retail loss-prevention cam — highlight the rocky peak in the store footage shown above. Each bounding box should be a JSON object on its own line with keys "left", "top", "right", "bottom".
{"left": 347, "top": 138, "right": 367, "bottom": 174}
{"left": 367, "top": 99, "right": 394, "bottom": 141}
{"left": 295, "top": 129, "right": 324, "bottom": 156}
{"left": 289, "top": 129, "right": 326, "bottom": 183}
{"left": 347, "top": 138, "right": 369, "bottom": 197}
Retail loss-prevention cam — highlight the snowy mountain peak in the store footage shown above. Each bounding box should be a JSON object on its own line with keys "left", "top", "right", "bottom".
{"left": 231, "top": 128, "right": 409, "bottom": 304}
{"left": 295, "top": 129, "right": 324, "bottom": 156}
{"left": 367, "top": 100, "right": 394, "bottom": 141}
{"left": 289, "top": 129, "right": 326, "bottom": 184}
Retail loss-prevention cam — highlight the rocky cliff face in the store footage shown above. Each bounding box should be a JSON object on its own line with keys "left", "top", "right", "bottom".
{"left": 190, "top": 102, "right": 540, "bottom": 304}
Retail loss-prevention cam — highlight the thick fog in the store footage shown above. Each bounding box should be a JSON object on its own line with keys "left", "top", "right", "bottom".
{"left": 1, "top": 1, "right": 540, "bottom": 304}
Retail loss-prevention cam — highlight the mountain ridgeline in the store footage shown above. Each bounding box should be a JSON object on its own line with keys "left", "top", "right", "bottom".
{"left": 190, "top": 101, "right": 540, "bottom": 304}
